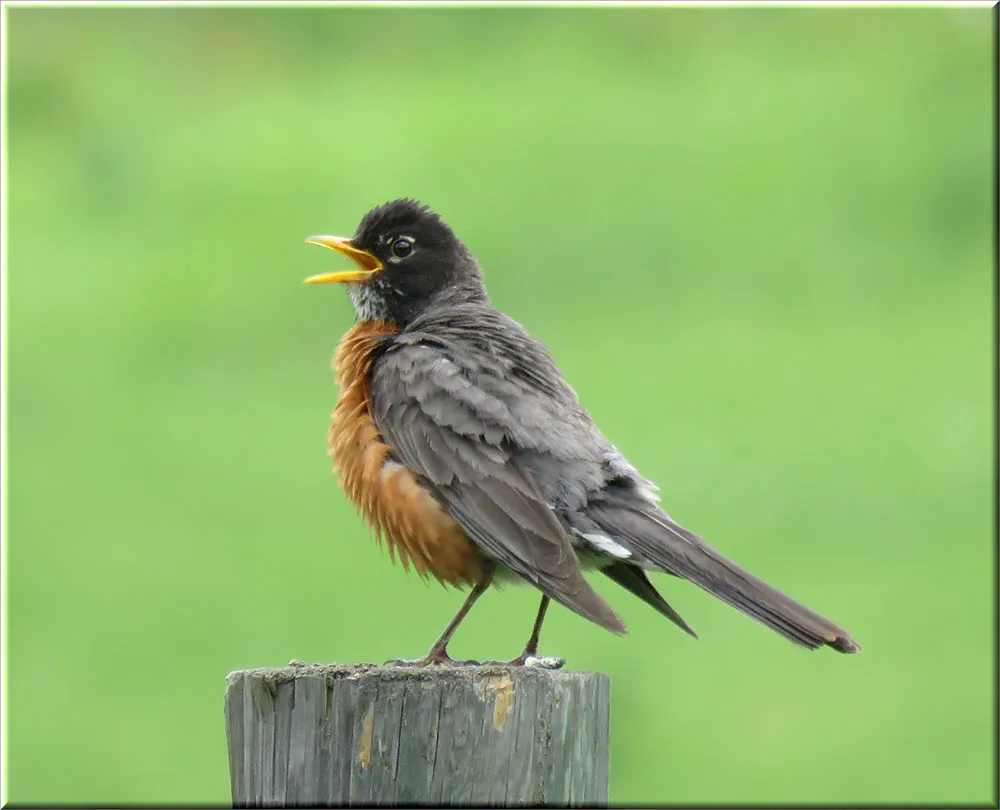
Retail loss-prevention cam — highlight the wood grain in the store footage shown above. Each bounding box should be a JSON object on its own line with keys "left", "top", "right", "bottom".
{"left": 225, "top": 664, "right": 610, "bottom": 807}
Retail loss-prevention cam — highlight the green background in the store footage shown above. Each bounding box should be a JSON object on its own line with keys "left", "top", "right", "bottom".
{"left": 6, "top": 6, "right": 994, "bottom": 805}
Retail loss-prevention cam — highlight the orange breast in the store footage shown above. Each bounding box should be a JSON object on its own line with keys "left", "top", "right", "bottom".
{"left": 326, "top": 321, "right": 484, "bottom": 588}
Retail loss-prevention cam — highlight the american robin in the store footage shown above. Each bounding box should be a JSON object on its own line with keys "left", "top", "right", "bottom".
{"left": 305, "top": 199, "right": 861, "bottom": 667}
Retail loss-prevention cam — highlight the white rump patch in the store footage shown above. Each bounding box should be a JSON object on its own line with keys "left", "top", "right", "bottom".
{"left": 581, "top": 532, "right": 632, "bottom": 560}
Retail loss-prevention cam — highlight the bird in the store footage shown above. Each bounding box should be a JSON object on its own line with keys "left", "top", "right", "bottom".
{"left": 304, "top": 198, "right": 861, "bottom": 667}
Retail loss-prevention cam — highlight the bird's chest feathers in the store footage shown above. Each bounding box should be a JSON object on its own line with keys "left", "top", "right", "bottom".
{"left": 328, "top": 321, "right": 483, "bottom": 587}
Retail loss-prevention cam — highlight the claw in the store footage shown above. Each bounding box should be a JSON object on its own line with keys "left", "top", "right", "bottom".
{"left": 384, "top": 644, "right": 480, "bottom": 668}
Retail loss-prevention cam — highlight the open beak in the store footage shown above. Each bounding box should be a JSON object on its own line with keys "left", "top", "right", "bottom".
{"left": 303, "top": 235, "right": 383, "bottom": 284}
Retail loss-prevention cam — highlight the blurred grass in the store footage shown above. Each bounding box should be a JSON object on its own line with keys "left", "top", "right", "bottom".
{"left": 5, "top": 6, "right": 994, "bottom": 805}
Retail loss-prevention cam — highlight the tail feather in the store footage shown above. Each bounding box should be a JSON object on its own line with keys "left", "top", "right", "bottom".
{"left": 602, "top": 561, "right": 698, "bottom": 639}
{"left": 588, "top": 499, "right": 861, "bottom": 654}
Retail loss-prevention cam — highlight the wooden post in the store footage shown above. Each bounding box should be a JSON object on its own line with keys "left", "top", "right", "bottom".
{"left": 224, "top": 663, "right": 610, "bottom": 807}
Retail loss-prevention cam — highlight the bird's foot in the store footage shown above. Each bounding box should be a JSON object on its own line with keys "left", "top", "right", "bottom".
{"left": 524, "top": 655, "right": 565, "bottom": 669}
{"left": 481, "top": 651, "right": 565, "bottom": 670}
{"left": 385, "top": 643, "right": 479, "bottom": 668}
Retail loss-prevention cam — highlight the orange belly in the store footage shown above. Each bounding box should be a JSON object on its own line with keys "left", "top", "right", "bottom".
{"left": 326, "top": 321, "right": 484, "bottom": 588}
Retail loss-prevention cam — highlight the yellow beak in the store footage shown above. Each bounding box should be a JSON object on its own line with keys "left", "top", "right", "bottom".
{"left": 303, "top": 235, "right": 384, "bottom": 284}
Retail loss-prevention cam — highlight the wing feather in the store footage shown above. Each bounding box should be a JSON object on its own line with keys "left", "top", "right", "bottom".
{"left": 371, "top": 342, "right": 625, "bottom": 634}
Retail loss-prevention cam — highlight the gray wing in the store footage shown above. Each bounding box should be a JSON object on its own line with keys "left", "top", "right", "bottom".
{"left": 370, "top": 330, "right": 625, "bottom": 635}
{"left": 372, "top": 305, "right": 859, "bottom": 653}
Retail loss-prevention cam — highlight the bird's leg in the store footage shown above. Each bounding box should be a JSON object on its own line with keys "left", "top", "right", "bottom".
{"left": 484, "top": 596, "right": 565, "bottom": 669}
{"left": 521, "top": 595, "right": 552, "bottom": 661}
{"left": 386, "top": 570, "right": 493, "bottom": 667}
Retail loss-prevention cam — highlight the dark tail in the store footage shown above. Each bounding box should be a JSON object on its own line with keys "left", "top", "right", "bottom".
{"left": 588, "top": 498, "right": 861, "bottom": 653}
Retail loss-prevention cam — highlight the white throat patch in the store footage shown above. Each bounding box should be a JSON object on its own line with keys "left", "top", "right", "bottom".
{"left": 346, "top": 282, "right": 386, "bottom": 322}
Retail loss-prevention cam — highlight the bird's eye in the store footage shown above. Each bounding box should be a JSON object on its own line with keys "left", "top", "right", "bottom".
{"left": 391, "top": 237, "right": 414, "bottom": 259}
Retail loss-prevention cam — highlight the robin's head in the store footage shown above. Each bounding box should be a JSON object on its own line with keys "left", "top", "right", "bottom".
{"left": 304, "top": 199, "right": 487, "bottom": 324}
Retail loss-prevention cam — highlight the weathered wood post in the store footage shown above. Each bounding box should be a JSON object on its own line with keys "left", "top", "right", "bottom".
{"left": 224, "top": 663, "right": 610, "bottom": 807}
